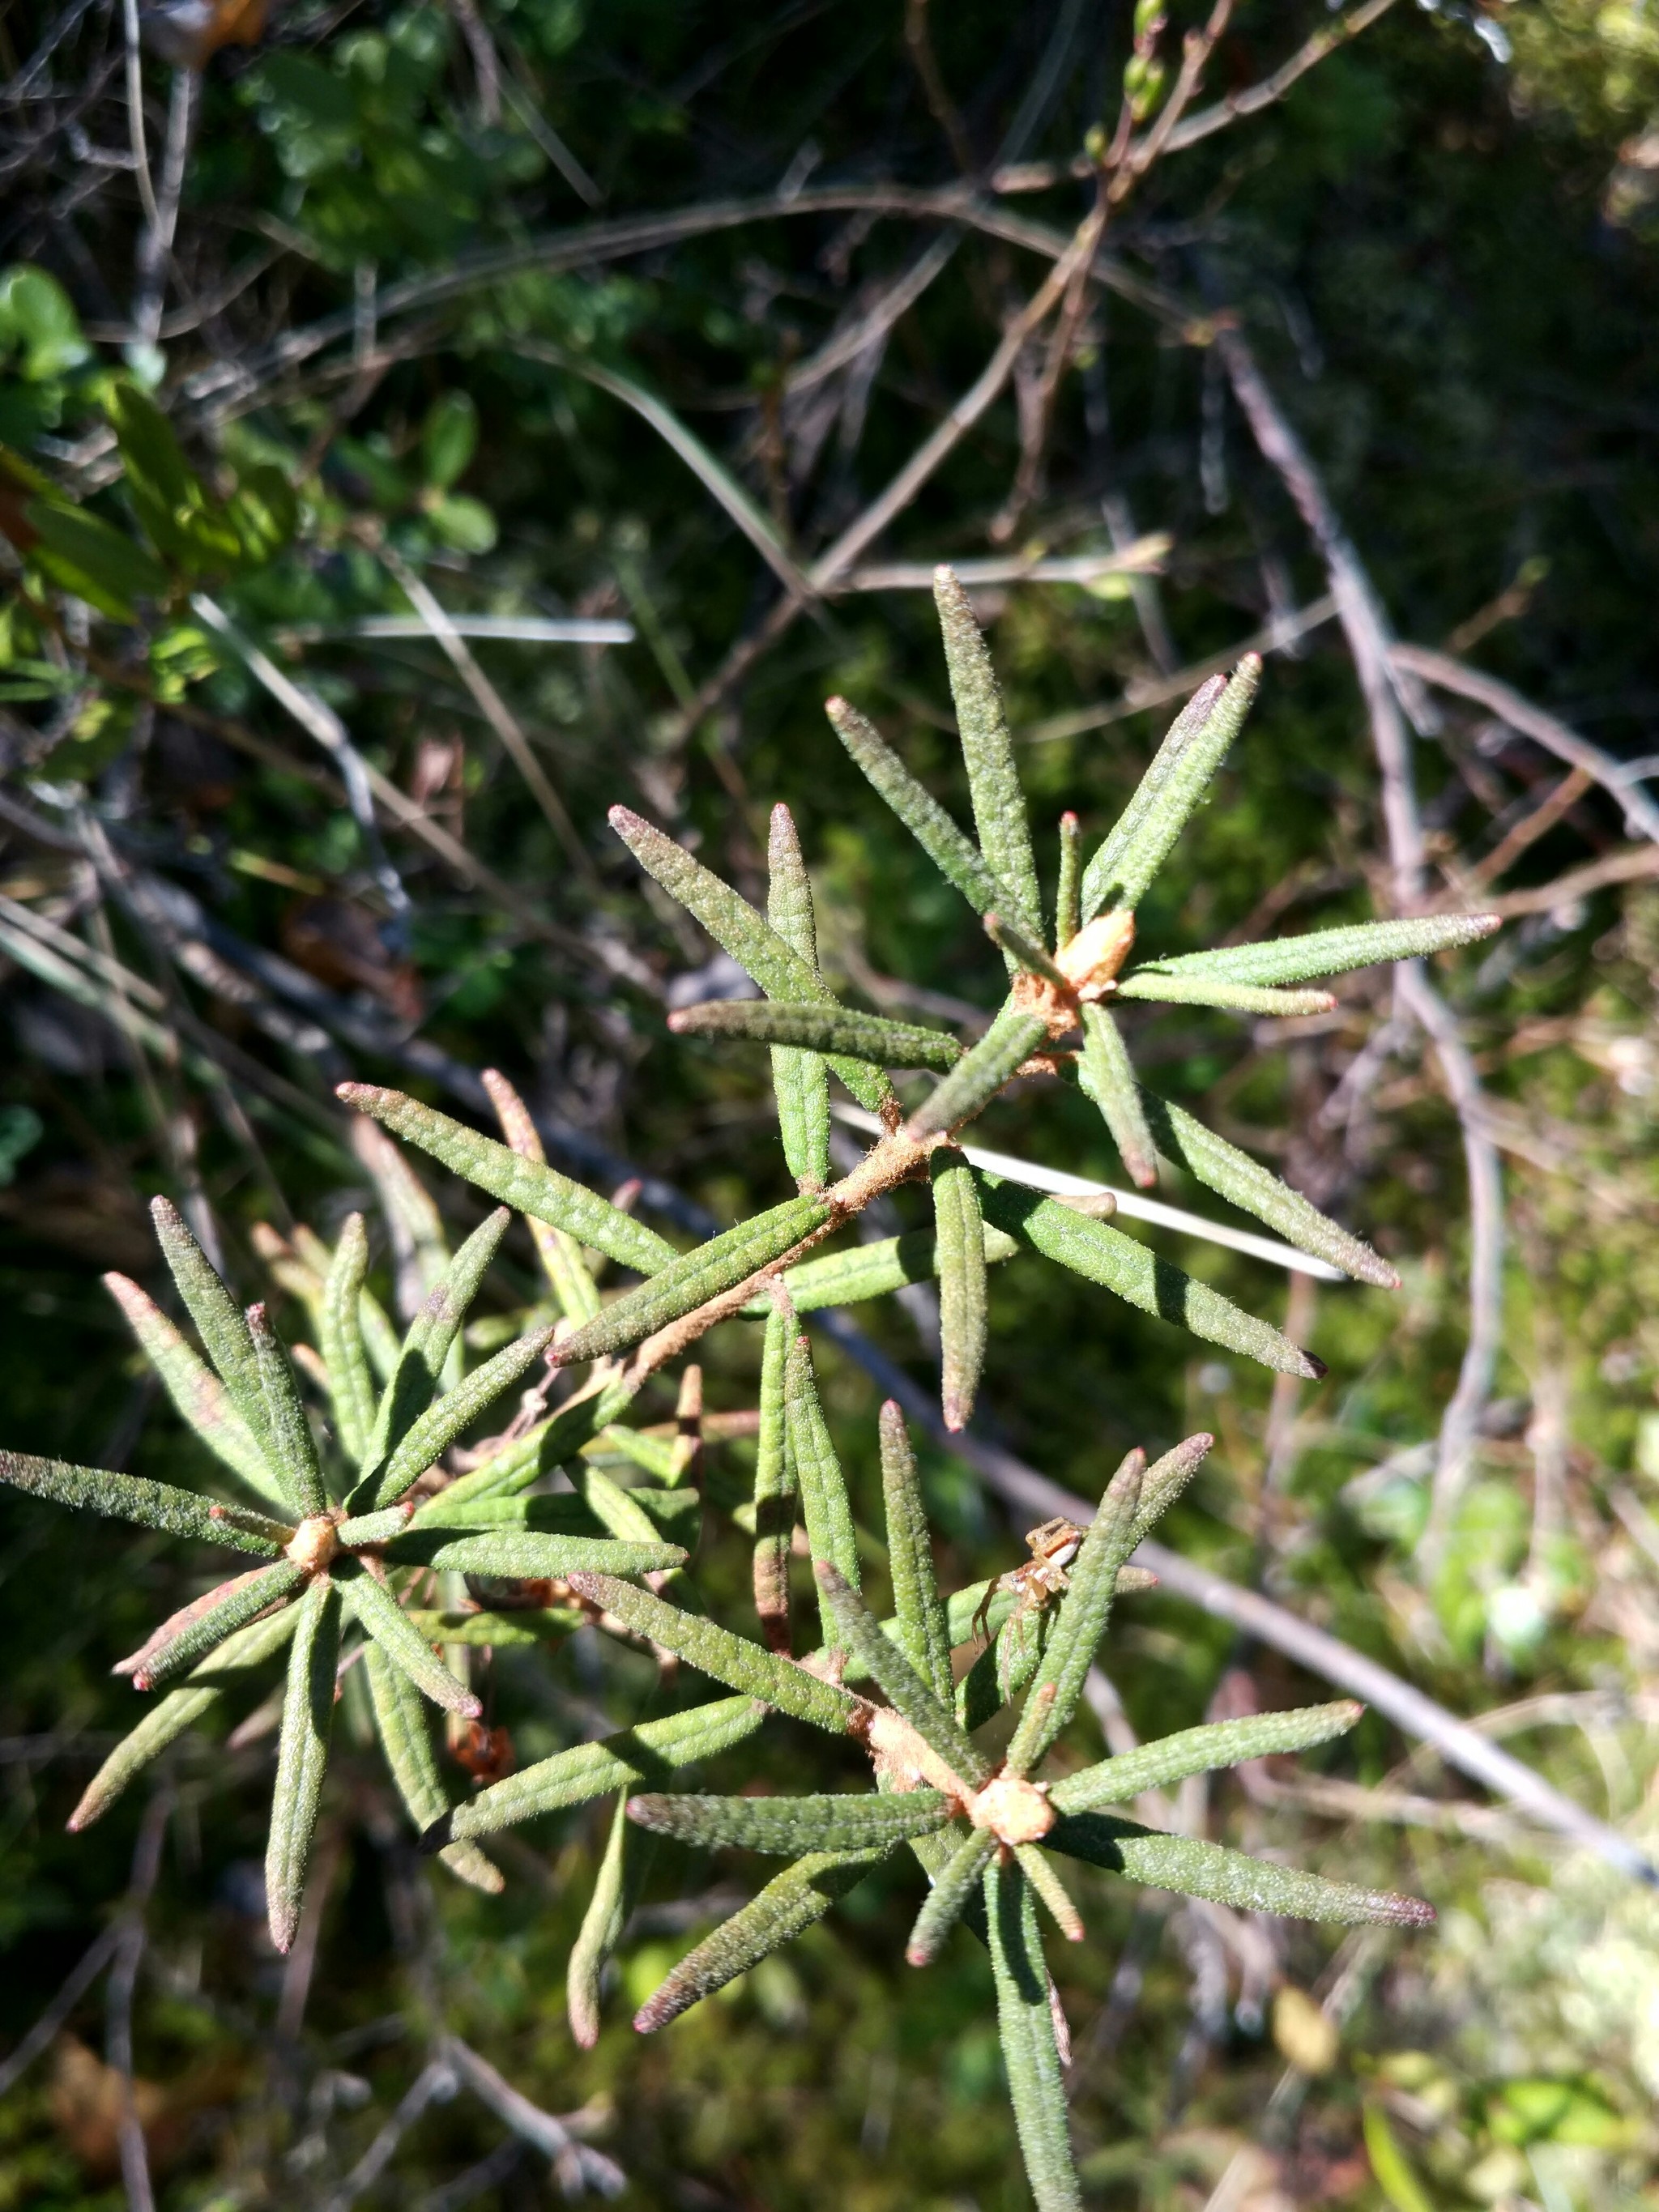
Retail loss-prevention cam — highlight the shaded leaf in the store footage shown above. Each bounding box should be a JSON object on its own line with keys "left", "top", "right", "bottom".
{"left": 782, "top": 1328, "right": 861, "bottom": 1613}
{"left": 766, "top": 803, "right": 832, "bottom": 1187}
{"left": 1055, "top": 811, "right": 1082, "bottom": 950}
{"left": 880, "top": 1400, "right": 952, "bottom": 1702}
{"left": 482, "top": 1067, "right": 602, "bottom": 1326}
{"left": 985, "top": 1856, "right": 1081, "bottom": 2211}
{"left": 247, "top": 1302, "right": 327, "bottom": 1517}
{"left": 388, "top": 1532, "right": 686, "bottom": 1579}
{"left": 339, "top": 1563, "right": 480, "bottom": 1715}
{"left": 1077, "top": 1004, "right": 1158, "bottom": 1188}
{"left": 906, "top": 1826, "right": 996, "bottom": 1965}
{"left": 1051, "top": 1701, "right": 1363, "bottom": 1814}
{"left": 626, "top": 1788, "right": 950, "bottom": 1854}
{"left": 266, "top": 1576, "right": 341, "bottom": 1953}
{"left": 421, "top": 1374, "right": 635, "bottom": 1516}
{"left": 359, "top": 1207, "right": 512, "bottom": 1485}
{"left": 753, "top": 1305, "right": 794, "bottom": 1652}
{"left": 904, "top": 1001, "right": 1051, "bottom": 1140}
{"left": 932, "top": 1149, "right": 987, "bottom": 1431}
{"left": 816, "top": 1563, "right": 989, "bottom": 1788}
{"left": 319, "top": 1214, "right": 377, "bottom": 1466}
{"left": 740, "top": 1221, "right": 1019, "bottom": 1315}
{"left": 670, "top": 999, "right": 962, "bottom": 1071}
{"left": 569, "top": 1792, "right": 641, "bottom": 2048}
{"left": 361, "top": 1640, "right": 501, "bottom": 1893}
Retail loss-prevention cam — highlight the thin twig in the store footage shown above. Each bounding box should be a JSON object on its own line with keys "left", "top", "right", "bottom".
{"left": 120, "top": 0, "right": 158, "bottom": 233}
{"left": 132, "top": 66, "right": 195, "bottom": 347}
{"left": 105, "top": 1792, "right": 172, "bottom": 2212}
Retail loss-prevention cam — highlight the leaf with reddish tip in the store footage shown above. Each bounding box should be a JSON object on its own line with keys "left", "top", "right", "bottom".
{"left": 121, "top": 1559, "right": 304, "bottom": 1690}
{"left": 0, "top": 1451, "right": 288, "bottom": 1554}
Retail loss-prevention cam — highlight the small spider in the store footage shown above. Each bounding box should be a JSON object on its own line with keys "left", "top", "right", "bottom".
{"left": 971, "top": 1516, "right": 1086, "bottom": 1647}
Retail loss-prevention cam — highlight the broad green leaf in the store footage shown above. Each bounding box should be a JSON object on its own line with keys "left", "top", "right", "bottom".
{"left": 359, "top": 1207, "right": 511, "bottom": 1486}
{"left": 1082, "top": 658, "right": 1260, "bottom": 921}
{"left": 880, "top": 1400, "right": 952, "bottom": 1701}
{"left": 360, "top": 1323, "right": 556, "bottom": 1511}
{"left": 904, "top": 1001, "right": 1051, "bottom": 1140}
{"left": 569, "top": 1791, "right": 640, "bottom": 2048}
{"left": 766, "top": 803, "right": 832, "bottom": 1187}
{"left": 933, "top": 568, "right": 1043, "bottom": 937}
{"left": 1142, "top": 912, "right": 1501, "bottom": 988}
{"left": 670, "top": 999, "right": 963, "bottom": 1071}
{"left": 985, "top": 1856, "right": 1081, "bottom": 2211}
{"left": 361, "top": 1641, "right": 502, "bottom": 1894}
{"left": 224, "top": 463, "right": 297, "bottom": 566}
{"left": 1128, "top": 1431, "right": 1214, "bottom": 1546}
{"left": 1078, "top": 1004, "right": 1158, "bottom": 1188}
{"left": 1114, "top": 973, "right": 1336, "bottom": 1016}
{"left": 565, "top": 1573, "right": 859, "bottom": 1735}
{"left": 1004, "top": 1451, "right": 1144, "bottom": 1777}
{"left": 1047, "top": 1813, "right": 1436, "bottom": 1924}
{"left": 150, "top": 1196, "right": 277, "bottom": 1473}
{"left": 906, "top": 1826, "right": 996, "bottom": 1965}
{"left": 1363, "top": 2103, "right": 1436, "bottom": 2212}
{"left": 420, "top": 390, "right": 479, "bottom": 489}
{"left": 976, "top": 1173, "right": 1324, "bottom": 1379}
{"left": 816, "top": 1564, "right": 989, "bottom": 1788}
{"left": 1140, "top": 1091, "right": 1399, "bottom": 1288}
{"left": 339, "top": 1563, "right": 480, "bottom": 1715}
{"left": 633, "top": 1848, "right": 885, "bottom": 2032}
{"left": 608, "top": 808, "right": 894, "bottom": 1115}
{"left": 1051, "top": 1700, "right": 1363, "bottom": 1813}
{"left": 25, "top": 501, "right": 170, "bottom": 620}
{"left": 248, "top": 1302, "right": 327, "bottom": 1517}
{"left": 102, "top": 1270, "right": 288, "bottom": 1515}
{"left": 387, "top": 1532, "right": 686, "bottom": 1579}
{"left": 481, "top": 1068, "right": 602, "bottom": 1325}
{"left": 825, "top": 696, "right": 1023, "bottom": 923}
{"left": 781, "top": 1328, "right": 860, "bottom": 1617}
{"left": 740, "top": 1221, "right": 1019, "bottom": 1315}
{"left": 753, "top": 1305, "right": 794, "bottom": 1652}
{"left": 932, "top": 1151, "right": 987, "bottom": 1431}
{"left": 1055, "top": 811, "right": 1082, "bottom": 950}
{"left": 441, "top": 1696, "right": 767, "bottom": 1842}
{"left": 319, "top": 1215, "right": 377, "bottom": 1465}
{"left": 266, "top": 1576, "right": 341, "bottom": 1954}
{"left": 627, "top": 1788, "right": 950, "bottom": 1854}
{"left": 339, "top": 1085, "right": 676, "bottom": 1276}
{"left": 0, "top": 1450, "right": 288, "bottom": 1555}
{"left": 552, "top": 1194, "right": 834, "bottom": 1370}
{"left": 120, "top": 1558, "right": 304, "bottom": 1690}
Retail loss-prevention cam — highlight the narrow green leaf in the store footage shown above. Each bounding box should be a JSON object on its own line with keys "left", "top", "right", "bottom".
{"left": 781, "top": 1328, "right": 860, "bottom": 1614}
{"left": 1055, "top": 811, "right": 1081, "bottom": 951}
{"left": 1079, "top": 675, "right": 1229, "bottom": 927}
{"left": 1082, "top": 658, "right": 1260, "bottom": 921}
{"left": 338, "top": 1085, "right": 676, "bottom": 1276}
{"left": 904, "top": 1001, "right": 1051, "bottom": 1141}
{"left": 439, "top": 1696, "right": 767, "bottom": 1842}
{"left": 1140, "top": 1091, "right": 1400, "bottom": 1289}
{"left": 1077, "top": 1003, "right": 1159, "bottom": 1190}
{"left": 360, "top": 1208, "right": 513, "bottom": 1486}
{"left": 1144, "top": 912, "right": 1501, "bottom": 988}
{"left": 572, "top": 1463, "right": 666, "bottom": 1549}
{"left": 633, "top": 1848, "right": 885, "bottom": 2032}
{"left": 339, "top": 1563, "right": 480, "bottom": 1715}
{"left": 332, "top": 1504, "right": 414, "bottom": 1546}
{"left": 266, "top": 1576, "right": 341, "bottom": 1954}
{"left": 984, "top": 1856, "right": 1081, "bottom": 2212}
{"left": 932, "top": 1151, "right": 987, "bottom": 1431}
{"left": 1051, "top": 1701, "right": 1364, "bottom": 1814}
{"left": 1128, "top": 1431, "right": 1214, "bottom": 1547}
{"left": 247, "top": 1302, "right": 327, "bottom": 1517}
{"left": 1004, "top": 1451, "right": 1144, "bottom": 1777}
{"left": 363, "top": 1323, "right": 557, "bottom": 1511}
{"left": 1115, "top": 973, "right": 1336, "bottom": 1016}
{"left": 825, "top": 696, "right": 1022, "bottom": 923}
{"left": 607, "top": 808, "right": 894, "bottom": 1115}
{"left": 670, "top": 999, "right": 963, "bottom": 1071}
{"left": 753, "top": 1305, "right": 795, "bottom": 1652}
{"left": 1016, "top": 1844, "right": 1085, "bottom": 1943}
{"left": 552, "top": 1194, "right": 834, "bottom": 1370}
{"left": 406, "top": 1605, "right": 587, "bottom": 1646}
{"left": 1363, "top": 2103, "right": 1437, "bottom": 2212}
{"left": 976, "top": 1174, "right": 1324, "bottom": 1380}
{"left": 740, "top": 1221, "right": 1020, "bottom": 1315}
{"left": 103, "top": 1271, "right": 288, "bottom": 1515}
{"left": 69, "top": 1606, "right": 301, "bottom": 1831}
{"left": 482, "top": 1067, "right": 602, "bottom": 1326}
{"left": 564, "top": 1573, "right": 859, "bottom": 1735}
{"left": 319, "top": 1215, "right": 377, "bottom": 1466}
{"left": 982, "top": 910, "right": 1071, "bottom": 991}
{"left": 1047, "top": 1813, "right": 1436, "bottom": 1924}
{"left": 766, "top": 802, "right": 832, "bottom": 1187}
{"left": 627, "top": 1788, "right": 949, "bottom": 1854}
{"left": 388, "top": 1532, "right": 686, "bottom": 1579}
{"left": 933, "top": 567, "right": 1043, "bottom": 937}
{"left": 880, "top": 1400, "right": 952, "bottom": 1702}
{"left": 122, "top": 1559, "right": 304, "bottom": 1690}
{"left": 569, "top": 1792, "right": 641, "bottom": 2048}
{"left": 816, "top": 1563, "right": 989, "bottom": 1788}
{"left": 906, "top": 1826, "right": 996, "bottom": 1965}
{"left": 361, "top": 1641, "right": 501, "bottom": 1893}
{"left": 0, "top": 1451, "right": 288, "bottom": 1554}
{"left": 150, "top": 1196, "right": 276, "bottom": 1470}
{"left": 590, "top": 1422, "right": 676, "bottom": 1483}
{"left": 421, "top": 1373, "right": 637, "bottom": 1516}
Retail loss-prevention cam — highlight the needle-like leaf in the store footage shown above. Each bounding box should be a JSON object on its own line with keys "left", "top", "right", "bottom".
{"left": 816, "top": 1562, "right": 989, "bottom": 1788}
{"left": 120, "top": 1558, "right": 305, "bottom": 1690}
{"left": 670, "top": 999, "right": 964, "bottom": 1071}
{"left": 880, "top": 1400, "right": 952, "bottom": 1701}
{"left": 906, "top": 1827, "right": 996, "bottom": 1965}
{"left": 319, "top": 1215, "right": 377, "bottom": 1466}
{"left": 103, "top": 1272, "right": 288, "bottom": 1514}
{"left": 932, "top": 1151, "right": 987, "bottom": 1431}
{"left": 1127, "top": 1431, "right": 1214, "bottom": 1546}
{"left": 568, "top": 1791, "right": 641, "bottom": 2048}
{"left": 740, "top": 1221, "right": 1020, "bottom": 1315}
{"left": 482, "top": 1068, "right": 603, "bottom": 1325}
{"left": 0, "top": 1451, "right": 289, "bottom": 1554}
{"left": 565, "top": 1573, "right": 859, "bottom": 1733}
{"left": 388, "top": 1532, "right": 686, "bottom": 1579}
{"left": 359, "top": 1323, "right": 556, "bottom": 1511}
{"left": 782, "top": 1328, "right": 860, "bottom": 1609}
{"left": 1077, "top": 675, "right": 1228, "bottom": 927}
{"left": 1051, "top": 1701, "right": 1363, "bottom": 1814}
{"left": 1077, "top": 1004, "right": 1159, "bottom": 1188}
{"left": 1141, "top": 1090, "right": 1400, "bottom": 1287}
{"left": 247, "top": 1302, "right": 327, "bottom": 1517}
{"left": 266, "top": 1575, "right": 341, "bottom": 1953}
{"left": 361, "top": 1641, "right": 502, "bottom": 1892}
{"left": 1055, "top": 812, "right": 1081, "bottom": 950}
{"left": 607, "top": 808, "right": 894, "bottom": 1115}
{"left": 1142, "top": 912, "right": 1501, "bottom": 988}
{"left": 359, "top": 1208, "right": 512, "bottom": 1482}
{"left": 983, "top": 910, "right": 1070, "bottom": 991}
{"left": 1047, "top": 1814, "right": 1436, "bottom": 1924}
{"left": 626, "top": 1788, "right": 950, "bottom": 1854}
{"left": 150, "top": 1196, "right": 277, "bottom": 1471}
{"left": 985, "top": 1856, "right": 1081, "bottom": 2211}
{"left": 339, "top": 1563, "right": 481, "bottom": 1715}
{"left": 904, "top": 1001, "right": 1052, "bottom": 1141}
{"left": 766, "top": 803, "right": 832, "bottom": 1187}
{"left": 633, "top": 1848, "right": 887, "bottom": 2032}
{"left": 933, "top": 568, "right": 1043, "bottom": 938}
{"left": 338, "top": 1085, "right": 677, "bottom": 1276}
{"left": 977, "top": 1173, "right": 1324, "bottom": 1379}
{"left": 436, "top": 1696, "right": 768, "bottom": 1843}
{"left": 753, "top": 1305, "right": 794, "bottom": 1652}
{"left": 423, "top": 1374, "right": 636, "bottom": 1515}
{"left": 1114, "top": 973, "right": 1337, "bottom": 1016}
{"left": 1016, "top": 1844, "right": 1085, "bottom": 1943}
{"left": 551, "top": 1194, "right": 834, "bottom": 1369}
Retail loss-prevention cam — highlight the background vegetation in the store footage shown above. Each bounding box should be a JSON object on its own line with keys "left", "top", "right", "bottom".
{"left": 2, "top": 0, "right": 1659, "bottom": 2203}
